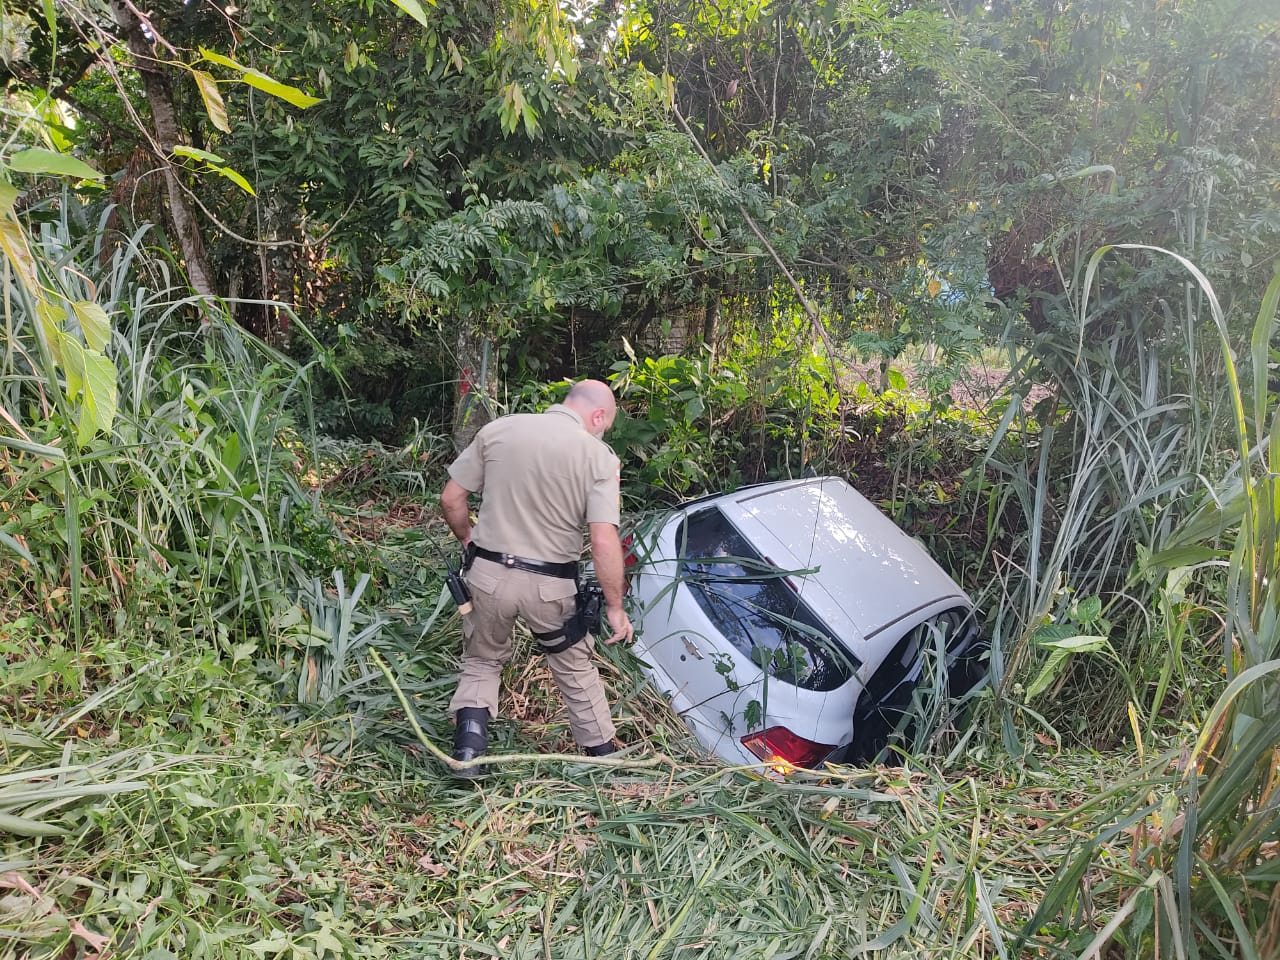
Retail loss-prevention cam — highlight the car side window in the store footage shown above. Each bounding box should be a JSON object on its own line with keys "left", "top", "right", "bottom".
{"left": 676, "top": 507, "right": 858, "bottom": 692}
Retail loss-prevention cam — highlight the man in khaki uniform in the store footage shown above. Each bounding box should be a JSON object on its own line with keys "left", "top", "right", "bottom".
{"left": 440, "top": 379, "right": 634, "bottom": 777}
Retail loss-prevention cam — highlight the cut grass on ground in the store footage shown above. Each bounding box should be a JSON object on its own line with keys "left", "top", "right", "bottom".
{"left": 1, "top": 495, "right": 1194, "bottom": 959}
{"left": 5, "top": 662, "right": 1156, "bottom": 960}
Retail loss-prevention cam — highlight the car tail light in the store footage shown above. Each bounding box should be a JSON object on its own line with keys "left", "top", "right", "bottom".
{"left": 740, "top": 727, "right": 834, "bottom": 775}
{"left": 622, "top": 533, "right": 638, "bottom": 569}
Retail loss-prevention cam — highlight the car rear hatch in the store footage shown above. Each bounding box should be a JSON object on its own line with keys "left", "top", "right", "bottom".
{"left": 715, "top": 477, "right": 968, "bottom": 645}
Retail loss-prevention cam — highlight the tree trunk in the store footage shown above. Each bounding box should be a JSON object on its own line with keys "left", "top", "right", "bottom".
{"left": 258, "top": 196, "right": 293, "bottom": 344}
{"left": 700, "top": 285, "right": 720, "bottom": 369}
{"left": 451, "top": 326, "right": 497, "bottom": 452}
{"left": 110, "top": 1, "right": 218, "bottom": 305}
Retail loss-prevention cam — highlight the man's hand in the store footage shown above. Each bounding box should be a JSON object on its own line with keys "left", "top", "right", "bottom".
{"left": 589, "top": 522, "right": 632, "bottom": 645}
{"left": 603, "top": 603, "right": 633, "bottom": 645}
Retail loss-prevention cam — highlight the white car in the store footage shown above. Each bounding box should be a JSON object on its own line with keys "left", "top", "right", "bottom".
{"left": 627, "top": 476, "right": 985, "bottom": 774}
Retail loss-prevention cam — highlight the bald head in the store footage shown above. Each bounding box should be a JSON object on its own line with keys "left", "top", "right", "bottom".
{"left": 563, "top": 379, "right": 617, "bottom": 438}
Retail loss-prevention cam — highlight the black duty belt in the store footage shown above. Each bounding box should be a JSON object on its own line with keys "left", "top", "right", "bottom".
{"left": 467, "top": 545, "right": 578, "bottom": 580}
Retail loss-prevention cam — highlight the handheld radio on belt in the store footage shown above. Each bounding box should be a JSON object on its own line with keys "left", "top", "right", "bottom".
{"left": 428, "top": 539, "right": 473, "bottom": 616}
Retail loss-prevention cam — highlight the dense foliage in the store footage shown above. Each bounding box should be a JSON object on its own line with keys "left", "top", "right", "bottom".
{"left": 2, "top": 0, "right": 1279, "bottom": 957}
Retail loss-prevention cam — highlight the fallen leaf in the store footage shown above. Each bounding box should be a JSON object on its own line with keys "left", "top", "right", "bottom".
{"left": 416, "top": 855, "right": 448, "bottom": 877}
{"left": 68, "top": 918, "right": 110, "bottom": 954}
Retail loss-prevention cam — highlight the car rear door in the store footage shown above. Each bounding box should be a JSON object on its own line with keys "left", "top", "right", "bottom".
{"left": 637, "top": 504, "right": 852, "bottom": 756}
{"left": 633, "top": 511, "right": 775, "bottom": 756}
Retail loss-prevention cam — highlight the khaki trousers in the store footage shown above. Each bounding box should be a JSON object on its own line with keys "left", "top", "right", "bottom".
{"left": 447, "top": 557, "right": 616, "bottom": 748}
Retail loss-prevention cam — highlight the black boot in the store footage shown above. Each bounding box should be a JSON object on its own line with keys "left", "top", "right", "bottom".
{"left": 452, "top": 707, "right": 491, "bottom": 779}
{"left": 583, "top": 739, "right": 618, "bottom": 757}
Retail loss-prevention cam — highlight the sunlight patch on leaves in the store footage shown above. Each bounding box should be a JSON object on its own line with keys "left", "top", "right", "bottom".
{"left": 71, "top": 301, "right": 110, "bottom": 353}
{"left": 197, "top": 47, "right": 323, "bottom": 109}
{"left": 387, "top": 0, "right": 434, "bottom": 28}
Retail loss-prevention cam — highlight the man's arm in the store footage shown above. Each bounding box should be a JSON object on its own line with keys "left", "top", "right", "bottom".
{"left": 589, "top": 521, "right": 634, "bottom": 644}
{"left": 441, "top": 479, "right": 474, "bottom": 545}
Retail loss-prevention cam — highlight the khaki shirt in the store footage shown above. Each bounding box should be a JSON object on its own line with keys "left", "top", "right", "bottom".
{"left": 447, "top": 404, "right": 620, "bottom": 562}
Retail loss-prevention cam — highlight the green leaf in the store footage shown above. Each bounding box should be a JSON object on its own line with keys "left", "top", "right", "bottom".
{"left": 60, "top": 338, "right": 118, "bottom": 447}
{"left": 1147, "top": 544, "right": 1225, "bottom": 568}
{"left": 193, "top": 69, "right": 231, "bottom": 133}
{"left": 36, "top": 98, "right": 74, "bottom": 153}
{"left": 246, "top": 934, "right": 292, "bottom": 955}
{"left": 499, "top": 83, "right": 525, "bottom": 136}
{"left": 199, "top": 47, "right": 245, "bottom": 71}
{"left": 0, "top": 182, "right": 19, "bottom": 217}
{"left": 1075, "top": 596, "right": 1102, "bottom": 624}
{"left": 197, "top": 48, "right": 322, "bottom": 108}
{"left": 173, "top": 145, "right": 227, "bottom": 165}
{"left": 388, "top": 0, "right": 433, "bottom": 28}
{"left": 7, "top": 148, "right": 103, "bottom": 180}
{"left": 309, "top": 922, "right": 346, "bottom": 956}
{"left": 222, "top": 433, "right": 242, "bottom": 475}
{"left": 0, "top": 811, "right": 69, "bottom": 837}
{"left": 72, "top": 301, "right": 110, "bottom": 352}
{"left": 1025, "top": 649, "right": 1068, "bottom": 702}
{"left": 0, "top": 530, "right": 36, "bottom": 567}
{"left": 59, "top": 335, "right": 84, "bottom": 403}
{"left": 1034, "top": 634, "right": 1110, "bottom": 654}
{"left": 172, "top": 146, "right": 256, "bottom": 195}
{"left": 521, "top": 98, "right": 539, "bottom": 137}
{"left": 0, "top": 220, "right": 37, "bottom": 294}
{"left": 1060, "top": 163, "right": 1117, "bottom": 186}
{"left": 0, "top": 727, "right": 49, "bottom": 748}
{"left": 887, "top": 368, "right": 907, "bottom": 391}
{"left": 240, "top": 70, "right": 323, "bottom": 109}
{"left": 36, "top": 301, "right": 66, "bottom": 363}
{"left": 213, "top": 164, "right": 256, "bottom": 196}
{"left": 78, "top": 350, "right": 117, "bottom": 447}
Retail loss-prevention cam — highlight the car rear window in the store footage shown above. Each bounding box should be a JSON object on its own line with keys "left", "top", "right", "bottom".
{"left": 676, "top": 507, "right": 858, "bottom": 692}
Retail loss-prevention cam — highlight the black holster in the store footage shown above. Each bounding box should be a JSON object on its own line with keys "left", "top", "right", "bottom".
{"left": 533, "top": 578, "right": 605, "bottom": 655}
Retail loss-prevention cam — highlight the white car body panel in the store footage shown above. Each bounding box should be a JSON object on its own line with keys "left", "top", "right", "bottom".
{"left": 722, "top": 478, "right": 968, "bottom": 639}
{"left": 629, "top": 477, "right": 977, "bottom": 772}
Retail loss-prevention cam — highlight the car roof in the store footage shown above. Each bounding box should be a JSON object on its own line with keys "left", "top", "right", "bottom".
{"left": 700, "top": 476, "right": 969, "bottom": 639}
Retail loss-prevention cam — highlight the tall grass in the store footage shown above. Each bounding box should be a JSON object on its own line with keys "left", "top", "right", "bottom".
{"left": 7, "top": 190, "right": 1278, "bottom": 958}
{"left": 0, "top": 193, "right": 401, "bottom": 957}
{"left": 971, "top": 310, "right": 1223, "bottom": 748}
{"left": 1, "top": 196, "right": 322, "bottom": 643}
{"left": 986, "top": 248, "right": 1280, "bottom": 958}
